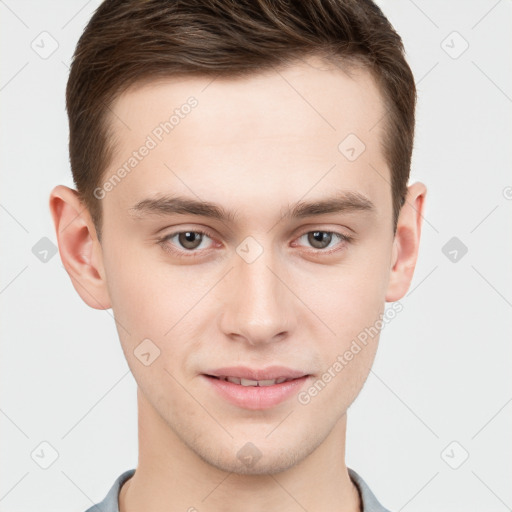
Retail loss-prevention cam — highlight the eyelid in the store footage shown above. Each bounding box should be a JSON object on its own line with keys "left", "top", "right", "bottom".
{"left": 293, "top": 223, "right": 354, "bottom": 241}
{"left": 294, "top": 226, "right": 352, "bottom": 238}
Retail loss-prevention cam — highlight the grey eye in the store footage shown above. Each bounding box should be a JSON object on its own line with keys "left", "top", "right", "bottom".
{"left": 177, "top": 231, "right": 204, "bottom": 250}
{"left": 307, "top": 231, "right": 333, "bottom": 249}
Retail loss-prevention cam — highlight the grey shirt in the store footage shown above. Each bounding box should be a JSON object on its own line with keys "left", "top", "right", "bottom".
{"left": 85, "top": 467, "right": 391, "bottom": 512}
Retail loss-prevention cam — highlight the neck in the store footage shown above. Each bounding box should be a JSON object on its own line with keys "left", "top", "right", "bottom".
{"left": 119, "top": 388, "right": 361, "bottom": 512}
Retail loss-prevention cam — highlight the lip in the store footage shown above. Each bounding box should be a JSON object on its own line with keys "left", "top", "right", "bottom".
{"left": 202, "top": 366, "right": 311, "bottom": 410}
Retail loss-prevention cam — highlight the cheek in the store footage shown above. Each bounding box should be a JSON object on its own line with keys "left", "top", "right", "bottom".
{"left": 102, "top": 242, "right": 212, "bottom": 376}
{"left": 296, "top": 242, "right": 391, "bottom": 409}
{"left": 103, "top": 239, "right": 200, "bottom": 333}
{"left": 297, "top": 261, "right": 388, "bottom": 412}
{"left": 304, "top": 247, "right": 391, "bottom": 345}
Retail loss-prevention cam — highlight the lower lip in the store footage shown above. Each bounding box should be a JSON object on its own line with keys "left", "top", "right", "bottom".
{"left": 202, "top": 375, "right": 310, "bottom": 410}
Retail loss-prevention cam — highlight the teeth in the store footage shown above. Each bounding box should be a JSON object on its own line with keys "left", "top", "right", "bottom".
{"left": 240, "top": 378, "right": 259, "bottom": 386}
{"left": 258, "top": 379, "right": 277, "bottom": 387}
{"left": 221, "top": 377, "right": 292, "bottom": 386}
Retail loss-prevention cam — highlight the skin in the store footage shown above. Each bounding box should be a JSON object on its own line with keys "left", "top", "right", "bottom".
{"left": 50, "top": 55, "right": 426, "bottom": 512}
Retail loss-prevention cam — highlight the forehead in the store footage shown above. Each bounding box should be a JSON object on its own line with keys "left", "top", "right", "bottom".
{"left": 102, "top": 56, "right": 390, "bottom": 223}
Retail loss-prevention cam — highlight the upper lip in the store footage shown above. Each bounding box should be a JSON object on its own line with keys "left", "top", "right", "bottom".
{"left": 204, "top": 366, "right": 309, "bottom": 381}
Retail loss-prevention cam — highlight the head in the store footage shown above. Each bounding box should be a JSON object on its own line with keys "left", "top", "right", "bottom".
{"left": 51, "top": 0, "right": 426, "bottom": 475}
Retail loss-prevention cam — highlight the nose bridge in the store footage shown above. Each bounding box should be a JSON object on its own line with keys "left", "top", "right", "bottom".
{"left": 219, "top": 243, "right": 295, "bottom": 344}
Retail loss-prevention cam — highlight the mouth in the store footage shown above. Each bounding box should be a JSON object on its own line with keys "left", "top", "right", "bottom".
{"left": 205, "top": 375, "right": 299, "bottom": 387}
{"left": 201, "top": 367, "right": 311, "bottom": 410}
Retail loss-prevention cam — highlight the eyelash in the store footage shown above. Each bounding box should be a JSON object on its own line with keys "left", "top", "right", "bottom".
{"left": 292, "top": 231, "right": 353, "bottom": 255}
{"left": 157, "top": 229, "right": 216, "bottom": 258}
{"left": 157, "top": 228, "right": 353, "bottom": 258}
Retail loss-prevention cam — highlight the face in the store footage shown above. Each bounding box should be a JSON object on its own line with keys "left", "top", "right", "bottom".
{"left": 96, "top": 56, "right": 396, "bottom": 474}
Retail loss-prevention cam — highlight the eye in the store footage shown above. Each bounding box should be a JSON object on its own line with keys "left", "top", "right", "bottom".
{"left": 295, "top": 230, "right": 352, "bottom": 251}
{"left": 158, "top": 229, "right": 215, "bottom": 255}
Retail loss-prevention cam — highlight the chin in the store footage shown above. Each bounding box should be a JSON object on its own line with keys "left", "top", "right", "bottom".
{"left": 200, "top": 449, "right": 302, "bottom": 476}
{"left": 188, "top": 431, "right": 324, "bottom": 476}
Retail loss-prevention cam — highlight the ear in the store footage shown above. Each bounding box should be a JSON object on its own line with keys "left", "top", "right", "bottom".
{"left": 385, "top": 182, "right": 427, "bottom": 302}
{"left": 49, "top": 185, "right": 112, "bottom": 310}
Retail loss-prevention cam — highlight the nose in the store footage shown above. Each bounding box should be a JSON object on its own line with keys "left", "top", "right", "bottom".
{"left": 218, "top": 248, "right": 297, "bottom": 346}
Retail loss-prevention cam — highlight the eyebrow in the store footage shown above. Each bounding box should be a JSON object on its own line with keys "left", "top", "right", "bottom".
{"left": 129, "top": 195, "right": 238, "bottom": 222}
{"left": 285, "top": 191, "right": 375, "bottom": 219}
{"left": 128, "top": 191, "right": 376, "bottom": 223}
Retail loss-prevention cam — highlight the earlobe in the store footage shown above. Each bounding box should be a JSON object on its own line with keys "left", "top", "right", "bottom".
{"left": 49, "top": 185, "right": 112, "bottom": 310}
{"left": 385, "top": 182, "right": 427, "bottom": 302}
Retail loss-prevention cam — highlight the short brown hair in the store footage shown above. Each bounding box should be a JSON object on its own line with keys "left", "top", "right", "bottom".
{"left": 66, "top": 0, "right": 415, "bottom": 240}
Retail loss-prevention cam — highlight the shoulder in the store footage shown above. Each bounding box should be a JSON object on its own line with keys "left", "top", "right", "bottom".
{"left": 83, "top": 469, "right": 136, "bottom": 512}
{"left": 348, "top": 467, "right": 393, "bottom": 512}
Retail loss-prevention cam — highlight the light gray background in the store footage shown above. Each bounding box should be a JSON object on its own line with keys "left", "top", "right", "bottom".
{"left": 1, "top": 1, "right": 511, "bottom": 511}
